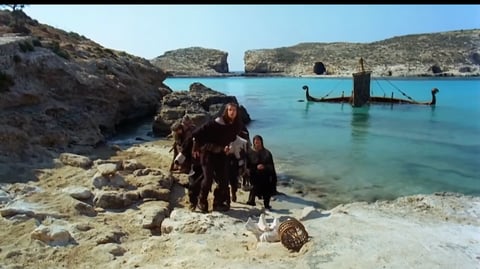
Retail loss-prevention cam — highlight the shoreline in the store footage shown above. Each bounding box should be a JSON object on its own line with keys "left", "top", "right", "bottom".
{"left": 105, "top": 128, "right": 478, "bottom": 212}
{"left": 0, "top": 139, "right": 479, "bottom": 268}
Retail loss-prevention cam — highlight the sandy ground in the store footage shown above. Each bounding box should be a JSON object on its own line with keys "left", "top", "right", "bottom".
{"left": 0, "top": 139, "right": 479, "bottom": 269}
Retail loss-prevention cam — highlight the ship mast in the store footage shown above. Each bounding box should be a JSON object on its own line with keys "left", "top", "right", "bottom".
{"left": 359, "top": 57, "right": 365, "bottom": 73}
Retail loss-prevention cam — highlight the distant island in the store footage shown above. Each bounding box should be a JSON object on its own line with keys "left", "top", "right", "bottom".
{"left": 151, "top": 29, "right": 480, "bottom": 78}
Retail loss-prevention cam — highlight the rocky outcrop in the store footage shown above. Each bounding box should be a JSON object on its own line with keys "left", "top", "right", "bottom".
{"left": 151, "top": 47, "right": 230, "bottom": 77}
{"left": 152, "top": 82, "right": 251, "bottom": 137}
{"left": 244, "top": 29, "right": 480, "bottom": 77}
{"left": 0, "top": 10, "right": 172, "bottom": 161}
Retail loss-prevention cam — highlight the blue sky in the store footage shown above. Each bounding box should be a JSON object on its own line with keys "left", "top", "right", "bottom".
{"left": 21, "top": 4, "right": 480, "bottom": 71}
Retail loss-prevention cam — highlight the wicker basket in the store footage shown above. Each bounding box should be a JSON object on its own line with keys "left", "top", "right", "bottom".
{"left": 278, "top": 218, "right": 309, "bottom": 252}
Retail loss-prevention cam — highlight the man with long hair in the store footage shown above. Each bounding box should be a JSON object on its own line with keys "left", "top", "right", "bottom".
{"left": 191, "top": 102, "right": 243, "bottom": 213}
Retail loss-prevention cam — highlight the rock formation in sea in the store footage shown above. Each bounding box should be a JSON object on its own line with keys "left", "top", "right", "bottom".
{"left": 150, "top": 47, "right": 231, "bottom": 77}
{"left": 151, "top": 82, "right": 251, "bottom": 137}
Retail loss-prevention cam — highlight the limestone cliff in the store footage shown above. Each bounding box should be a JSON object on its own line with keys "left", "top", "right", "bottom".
{"left": 244, "top": 29, "right": 480, "bottom": 77}
{"left": 0, "top": 10, "right": 171, "bottom": 163}
{"left": 151, "top": 47, "right": 230, "bottom": 77}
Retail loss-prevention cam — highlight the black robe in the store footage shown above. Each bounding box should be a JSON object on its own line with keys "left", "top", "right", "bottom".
{"left": 247, "top": 147, "right": 278, "bottom": 198}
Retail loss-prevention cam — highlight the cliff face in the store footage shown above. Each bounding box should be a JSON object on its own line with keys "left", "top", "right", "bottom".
{"left": 244, "top": 29, "right": 480, "bottom": 77}
{"left": 0, "top": 10, "right": 171, "bottom": 161}
{"left": 150, "top": 47, "right": 230, "bottom": 77}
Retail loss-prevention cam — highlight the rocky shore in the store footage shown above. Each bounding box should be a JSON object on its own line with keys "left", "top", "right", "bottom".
{"left": 1, "top": 139, "right": 479, "bottom": 269}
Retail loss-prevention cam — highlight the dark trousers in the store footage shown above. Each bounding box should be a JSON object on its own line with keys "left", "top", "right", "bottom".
{"left": 227, "top": 155, "right": 240, "bottom": 196}
{"left": 247, "top": 190, "right": 271, "bottom": 208}
{"left": 198, "top": 152, "right": 229, "bottom": 209}
{"left": 247, "top": 172, "right": 274, "bottom": 208}
{"left": 187, "top": 160, "right": 203, "bottom": 207}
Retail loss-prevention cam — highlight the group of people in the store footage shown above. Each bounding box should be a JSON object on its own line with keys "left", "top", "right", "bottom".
{"left": 170, "top": 102, "right": 278, "bottom": 213}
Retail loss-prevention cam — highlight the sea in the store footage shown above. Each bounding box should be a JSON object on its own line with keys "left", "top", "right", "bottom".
{"left": 110, "top": 76, "right": 480, "bottom": 209}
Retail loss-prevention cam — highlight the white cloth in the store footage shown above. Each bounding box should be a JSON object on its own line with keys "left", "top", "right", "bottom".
{"left": 174, "top": 152, "right": 186, "bottom": 164}
{"left": 229, "top": 135, "right": 248, "bottom": 160}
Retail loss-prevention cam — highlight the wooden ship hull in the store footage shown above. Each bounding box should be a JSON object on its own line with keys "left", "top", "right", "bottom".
{"left": 302, "top": 58, "right": 439, "bottom": 107}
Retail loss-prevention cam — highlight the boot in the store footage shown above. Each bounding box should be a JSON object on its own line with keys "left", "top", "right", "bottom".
{"left": 213, "top": 187, "right": 230, "bottom": 212}
{"left": 198, "top": 194, "right": 208, "bottom": 213}
{"left": 213, "top": 187, "right": 222, "bottom": 208}
{"left": 197, "top": 202, "right": 208, "bottom": 213}
{"left": 213, "top": 203, "right": 230, "bottom": 212}
{"left": 231, "top": 190, "right": 237, "bottom": 203}
{"left": 246, "top": 191, "right": 256, "bottom": 206}
{"left": 188, "top": 196, "right": 197, "bottom": 211}
{"left": 264, "top": 197, "right": 272, "bottom": 210}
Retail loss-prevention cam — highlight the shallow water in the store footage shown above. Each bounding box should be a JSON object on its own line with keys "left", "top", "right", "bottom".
{"left": 113, "top": 76, "right": 480, "bottom": 209}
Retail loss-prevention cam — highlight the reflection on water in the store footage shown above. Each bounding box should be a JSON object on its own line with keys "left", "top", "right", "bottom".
{"left": 351, "top": 106, "right": 370, "bottom": 142}
{"left": 302, "top": 100, "right": 310, "bottom": 117}
{"left": 428, "top": 105, "right": 437, "bottom": 123}
{"left": 349, "top": 106, "right": 370, "bottom": 163}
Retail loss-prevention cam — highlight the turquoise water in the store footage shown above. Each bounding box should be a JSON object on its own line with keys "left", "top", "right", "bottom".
{"left": 163, "top": 76, "right": 480, "bottom": 209}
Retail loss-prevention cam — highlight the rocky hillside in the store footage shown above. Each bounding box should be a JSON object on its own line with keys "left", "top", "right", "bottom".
{"left": 149, "top": 29, "right": 479, "bottom": 77}
{"left": 244, "top": 29, "right": 480, "bottom": 77}
{"left": 0, "top": 9, "right": 171, "bottom": 164}
{"left": 151, "top": 47, "right": 230, "bottom": 77}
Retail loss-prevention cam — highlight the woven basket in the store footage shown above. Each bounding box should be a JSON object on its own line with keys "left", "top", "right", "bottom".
{"left": 278, "top": 218, "right": 309, "bottom": 252}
